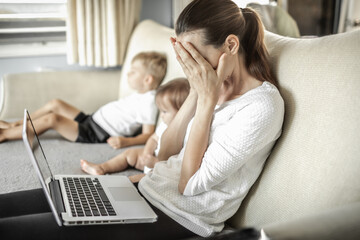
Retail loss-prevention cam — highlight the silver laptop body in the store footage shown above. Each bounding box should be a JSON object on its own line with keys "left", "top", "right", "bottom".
{"left": 22, "top": 109, "right": 157, "bottom": 226}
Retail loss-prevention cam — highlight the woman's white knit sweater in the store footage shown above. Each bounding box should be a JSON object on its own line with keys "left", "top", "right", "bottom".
{"left": 139, "top": 82, "right": 284, "bottom": 237}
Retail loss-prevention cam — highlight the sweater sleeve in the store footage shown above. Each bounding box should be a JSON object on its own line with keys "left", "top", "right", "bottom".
{"left": 183, "top": 97, "right": 283, "bottom": 196}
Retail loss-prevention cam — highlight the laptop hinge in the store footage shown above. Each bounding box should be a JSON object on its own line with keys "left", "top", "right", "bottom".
{"left": 49, "top": 179, "right": 66, "bottom": 214}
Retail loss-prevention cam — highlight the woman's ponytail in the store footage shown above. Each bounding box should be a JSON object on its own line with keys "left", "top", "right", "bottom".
{"left": 240, "top": 7, "right": 277, "bottom": 86}
{"left": 175, "top": 0, "right": 277, "bottom": 86}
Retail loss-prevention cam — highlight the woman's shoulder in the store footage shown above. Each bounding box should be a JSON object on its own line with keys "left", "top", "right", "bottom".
{"left": 252, "top": 81, "right": 283, "bottom": 108}
{"left": 224, "top": 81, "right": 283, "bottom": 109}
{"left": 246, "top": 81, "right": 284, "bottom": 116}
{"left": 218, "top": 81, "right": 284, "bottom": 124}
{"left": 212, "top": 82, "right": 284, "bottom": 139}
{"left": 247, "top": 81, "right": 282, "bottom": 99}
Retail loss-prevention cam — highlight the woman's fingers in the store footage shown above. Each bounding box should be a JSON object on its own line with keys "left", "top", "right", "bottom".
{"left": 170, "top": 38, "right": 189, "bottom": 76}
{"left": 170, "top": 37, "right": 176, "bottom": 45}
{"left": 172, "top": 38, "right": 212, "bottom": 75}
{"left": 175, "top": 41, "right": 203, "bottom": 73}
{"left": 177, "top": 52, "right": 192, "bottom": 77}
{"left": 183, "top": 42, "right": 211, "bottom": 68}
{"left": 171, "top": 38, "right": 193, "bottom": 77}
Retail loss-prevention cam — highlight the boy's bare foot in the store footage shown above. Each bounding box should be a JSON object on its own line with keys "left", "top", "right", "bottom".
{"left": 0, "top": 120, "right": 11, "bottom": 129}
{"left": 80, "top": 159, "right": 105, "bottom": 175}
{"left": 0, "top": 129, "right": 6, "bottom": 143}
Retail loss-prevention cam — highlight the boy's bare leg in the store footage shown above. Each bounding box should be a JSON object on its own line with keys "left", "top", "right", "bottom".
{"left": 0, "top": 120, "right": 11, "bottom": 129}
{"left": 0, "top": 113, "right": 78, "bottom": 143}
{"left": 80, "top": 148, "right": 144, "bottom": 175}
{"left": 3, "top": 99, "right": 81, "bottom": 128}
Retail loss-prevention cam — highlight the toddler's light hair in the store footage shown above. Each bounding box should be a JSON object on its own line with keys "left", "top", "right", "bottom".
{"left": 155, "top": 78, "right": 190, "bottom": 110}
{"left": 132, "top": 51, "right": 167, "bottom": 87}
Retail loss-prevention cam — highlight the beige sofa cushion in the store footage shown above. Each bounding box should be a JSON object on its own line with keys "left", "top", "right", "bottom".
{"left": 230, "top": 30, "right": 360, "bottom": 227}
{"left": 118, "top": 20, "right": 186, "bottom": 98}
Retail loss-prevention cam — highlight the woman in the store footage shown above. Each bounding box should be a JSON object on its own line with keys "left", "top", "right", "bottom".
{"left": 138, "top": 0, "right": 284, "bottom": 237}
{"left": 0, "top": 0, "right": 284, "bottom": 239}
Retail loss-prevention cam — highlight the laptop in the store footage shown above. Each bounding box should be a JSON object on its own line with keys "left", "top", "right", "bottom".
{"left": 22, "top": 109, "right": 157, "bottom": 226}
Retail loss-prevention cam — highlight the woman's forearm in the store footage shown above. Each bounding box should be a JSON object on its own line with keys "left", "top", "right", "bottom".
{"left": 178, "top": 98, "right": 216, "bottom": 194}
{"left": 157, "top": 90, "right": 197, "bottom": 161}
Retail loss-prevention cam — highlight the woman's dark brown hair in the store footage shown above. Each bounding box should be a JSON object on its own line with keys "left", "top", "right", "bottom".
{"left": 175, "top": 0, "right": 277, "bottom": 86}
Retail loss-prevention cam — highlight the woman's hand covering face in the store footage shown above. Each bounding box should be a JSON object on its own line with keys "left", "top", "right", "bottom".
{"left": 171, "top": 37, "right": 232, "bottom": 104}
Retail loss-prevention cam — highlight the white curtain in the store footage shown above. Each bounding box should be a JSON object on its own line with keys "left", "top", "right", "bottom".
{"left": 66, "top": 0, "right": 141, "bottom": 67}
{"left": 172, "top": 0, "right": 192, "bottom": 26}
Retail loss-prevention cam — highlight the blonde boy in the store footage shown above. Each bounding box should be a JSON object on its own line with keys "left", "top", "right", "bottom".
{"left": 0, "top": 52, "right": 167, "bottom": 149}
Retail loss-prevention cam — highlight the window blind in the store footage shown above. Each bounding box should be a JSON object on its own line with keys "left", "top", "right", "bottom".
{"left": 0, "top": 0, "right": 66, "bottom": 45}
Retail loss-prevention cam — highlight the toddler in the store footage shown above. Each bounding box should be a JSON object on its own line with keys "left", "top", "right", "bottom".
{"left": 0, "top": 52, "right": 167, "bottom": 149}
{"left": 80, "top": 78, "right": 190, "bottom": 176}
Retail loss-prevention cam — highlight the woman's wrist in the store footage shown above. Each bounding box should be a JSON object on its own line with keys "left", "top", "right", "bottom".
{"left": 187, "top": 88, "right": 198, "bottom": 101}
{"left": 197, "top": 95, "right": 218, "bottom": 110}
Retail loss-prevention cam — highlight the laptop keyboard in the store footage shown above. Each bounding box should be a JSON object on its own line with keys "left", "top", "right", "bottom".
{"left": 63, "top": 177, "right": 117, "bottom": 217}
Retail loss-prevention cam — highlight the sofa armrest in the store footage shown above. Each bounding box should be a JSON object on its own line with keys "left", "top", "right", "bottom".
{"left": 262, "top": 201, "right": 360, "bottom": 240}
{"left": 0, "top": 70, "right": 121, "bottom": 119}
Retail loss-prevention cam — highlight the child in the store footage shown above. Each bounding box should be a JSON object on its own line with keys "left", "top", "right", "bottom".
{"left": 80, "top": 78, "right": 190, "bottom": 177}
{"left": 0, "top": 52, "right": 167, "bottom": 149}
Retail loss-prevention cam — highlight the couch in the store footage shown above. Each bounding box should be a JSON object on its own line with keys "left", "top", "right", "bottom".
{"left": 1, "top": 20, "right": 359, "bottom": 239}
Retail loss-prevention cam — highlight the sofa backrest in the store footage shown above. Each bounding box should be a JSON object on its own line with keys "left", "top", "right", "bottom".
{"left": 0, "top": 71, "right": 120, "bottom": 119}
{"left": 229, "top": 30, "right": 360, "bottom": 228}
{"left": 118, "top": 20, "right": 186, "bottom": 99}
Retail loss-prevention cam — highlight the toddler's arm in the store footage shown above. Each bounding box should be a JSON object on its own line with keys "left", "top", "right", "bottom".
{"left": 139, "top": 154, "right": 159, "bottom": 169}
{"left": 158, "top": 90, "right": 197, "bottom": 160}
{"left": 142, "top": 133, "right": 159, "bottom": 155}
{"left": 106, "top": 124, "right": 155, "bottom": 149}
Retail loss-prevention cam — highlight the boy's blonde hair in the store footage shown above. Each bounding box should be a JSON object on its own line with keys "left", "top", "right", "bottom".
{"left": 155, "top": 78, "right": 190, "bottom": 110}
{"left": 132, "top": 51, "right": 167, "bottom": 87}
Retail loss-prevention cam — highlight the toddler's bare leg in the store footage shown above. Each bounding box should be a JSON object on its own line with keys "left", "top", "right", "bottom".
{"left": 80, "top": 148, "right": 144, "bottom": 175}
{"left": 80, "top": 159, "right": 106, "bottom": 175}
{"left": 0, "top": 113, "right": 78, "bottom": 143}
{"left": 103, "top": 148, "right": 143, "bottom": 172}
{"left": 126, "top": 148, "right": 146, "bottom": 171}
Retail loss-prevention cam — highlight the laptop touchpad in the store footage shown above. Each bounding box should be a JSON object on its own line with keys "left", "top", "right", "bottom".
{"left": 108, "top": 187, "right": 142, "bottom": 201}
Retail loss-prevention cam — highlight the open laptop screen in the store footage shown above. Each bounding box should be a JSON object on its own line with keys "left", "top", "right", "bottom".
{"left": 22, "top": 109, "right": 63, "bottom": 226}
{"left": 23, "top": 109, "right": 53, "bottom": 183}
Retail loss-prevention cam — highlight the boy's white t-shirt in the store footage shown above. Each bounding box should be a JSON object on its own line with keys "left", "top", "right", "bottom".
{"left": 92, "top": 91, "right": 157, "bottom": 137}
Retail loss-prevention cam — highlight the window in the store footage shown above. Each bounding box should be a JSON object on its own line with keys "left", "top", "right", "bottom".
{"left": 0, "top": 0, "right": 67, "bottom": 57}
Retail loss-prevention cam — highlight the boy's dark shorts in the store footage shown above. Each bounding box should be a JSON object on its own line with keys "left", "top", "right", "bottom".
{"left": 74, "top": 112, "right": 110, "bottom": 143}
